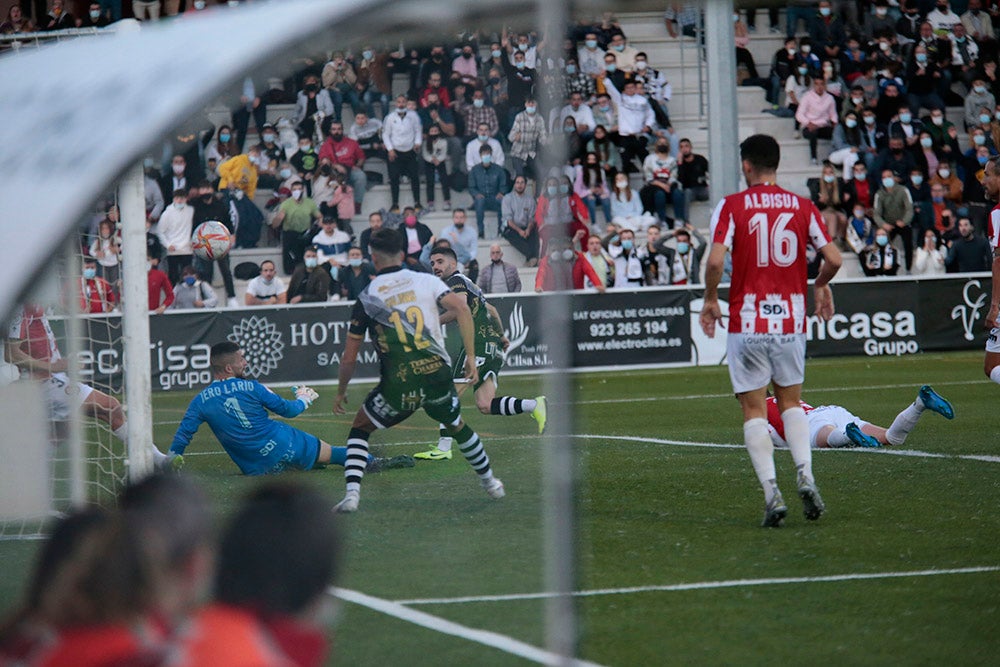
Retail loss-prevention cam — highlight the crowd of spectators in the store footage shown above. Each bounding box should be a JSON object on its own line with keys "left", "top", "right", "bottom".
{"left": 64, "top": 5, "right": 717, "bottom": 305}
{"left": 757, "top": 0, "right": 998, "bottom": 275}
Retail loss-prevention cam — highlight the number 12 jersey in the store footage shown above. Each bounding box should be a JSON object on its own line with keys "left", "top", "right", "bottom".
{"left": 709, "top": 183, "right": 831, "bottom": 335}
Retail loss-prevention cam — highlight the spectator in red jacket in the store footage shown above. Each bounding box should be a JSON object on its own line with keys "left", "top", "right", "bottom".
{"left": 147, "top": 253, "right": 174, "bottom": 313}
{"left": 317, "top": 120, "right": 367, "bottom": 215}
{"left": 535, "top": 235, "right": 606, "bottom": 292}
{"left": 79, "top": 256, "right": 116, "bottom": 314}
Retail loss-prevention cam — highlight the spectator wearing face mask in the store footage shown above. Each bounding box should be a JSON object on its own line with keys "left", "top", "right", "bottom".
{"left": 640, "top": 141, "right": 684, "bottom": 226}
{"left": 861, "top": 228, "right": 900, "bottom": 276}
{"left": 286, "top": 246, "right": 331, "bottom": 304}
{"left": 421, "top": 125, "right": 451, "bottom": 212}
{"left": 468, "top": 145, "right": 509, "bottom": 239}
{"left": 338, "top": 246, "right": 375, "bottom": 300}
{"left": 318, "top": 120, "right": 367, "bottom": 216}
{"left": 872, "top": 169, "right": 915, "bottom": 270}
{"left": 294, "top": 74, "right": 335, "bottom": 142}
{"left": 80, "top": 256, "right": 116, "bottom": 314}
{"left": 964, "top": 78, "right": 996, "bottom": 129}
{"left": 534, "top": 237, "right": 605, "bottom": 292}
{"left": 272, "top": 181, "right": 321, "bottom": 275}
{"left": 845, "top": 204, "right": 876, "bottom": 255}
{"left": 929, "top": 161, "right": 963, "bottom": 203}
{"left": 172, "top": 265, "right": 218, "bottom": 309}
{"left": 157, "top": 189, "right": 195, "bottom": 285}
{"left": 396, "top": 207, "right": 433, "bottom": 269}
{"left": 913, "top": 228, "right": 948, "bottom": 275}
{"left": 383, "top": 95, "right": 423, "bottom": 211}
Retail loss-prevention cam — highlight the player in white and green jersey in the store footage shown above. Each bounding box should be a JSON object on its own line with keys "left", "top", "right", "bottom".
{"left": 332, "top": 228, "right": 505, "bottom": 512}
{"left": 413, "top": 246, "right": 546, "bottom": 462}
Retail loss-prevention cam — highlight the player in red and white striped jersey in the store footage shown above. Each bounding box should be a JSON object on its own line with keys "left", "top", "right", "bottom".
{"left": 980, "top": 156, "right": 1000, "bottom": 385}
{"left": 700, "top": 134, "right": 842, "bottom": 527}
{"left": 765, "top": 385, "right": 954, "bottom": 450}
{"left": 5, "top": 304, "right": 171, "bottom": 470}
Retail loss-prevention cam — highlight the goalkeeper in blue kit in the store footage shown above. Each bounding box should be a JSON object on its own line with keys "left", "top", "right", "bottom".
{"left": 169, "top": 342, "right": 412, "bottom": 475}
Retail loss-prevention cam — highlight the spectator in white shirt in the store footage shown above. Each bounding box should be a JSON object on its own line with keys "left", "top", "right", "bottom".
{"left": 244, "top": 260, "right": 287, "bottom": 306}
{"left": 383, "top": 94, "right": 423, "bottom": 210}
{"left": 559, "top": 91, "right": 597, "bottom": 140}
{"left": 465, "top": 122, "right": 506, "bottom": 172}
{"left": 157, "top": 189, "right": 195, "bottom": 286}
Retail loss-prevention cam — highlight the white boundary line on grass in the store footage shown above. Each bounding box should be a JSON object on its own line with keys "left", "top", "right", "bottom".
{"left": 331, "top": 586, "right": 606, "bottom": 667}
{"left": 393, "top": 566, "right": 1000, "bottom": 606}
{"left": 175, "top": 433, "right": 1000, "bottom": 464}
{"left": 574, "top": 378, "right": 991, "bottom": 405}
{"left": 572, "top": 434, "right": 1000, "bottom": 464}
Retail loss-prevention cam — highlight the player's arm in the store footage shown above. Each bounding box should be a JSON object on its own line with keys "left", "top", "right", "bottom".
{"left": 700, "top": 200, "right": 729, "bottom": 337}
{"left": 811, "top": 206, "right": 843, "bottom": 320}
{"left": 485, "top": 301, "right": 509, "bottom": 349}
{"left": 699, "top": 242, "right": 728, "bottom": 338}
{"left": 988, "top": 249, "right": 1000, "bottom": 331}
{"left": 440, "top": 291, "right": 479, "bottom": 386}
{"left": 169, "top": 402, "right": 205, "bottom": 456}
{"left": 4, "top": 338, "right": 67, "bottom": 373}
{"left": 258, "top": 381, "right": 309, "bottom": 418}
{"left": 334, "top": 333, "right": 363, "bottom": 414}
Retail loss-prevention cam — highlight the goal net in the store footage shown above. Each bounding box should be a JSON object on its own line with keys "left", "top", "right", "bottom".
{"left": 0, "top": 199, "right": 142, "bottom": 540}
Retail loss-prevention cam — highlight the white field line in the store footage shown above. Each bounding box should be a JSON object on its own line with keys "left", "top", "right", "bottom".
{"left": 176, "top": 433, "right": 1000, "bottom": 464}
{"left": 147, "top": 378, "right": 991, "bottom": 417}
{"left": 394, "top": 566, "right": 1000, "bottom": 606}
{"left": 331, "top": 587, "right": 606, "bottom": 667}
{"left": 573, "top": 378, "right": 991, "bottom": 405}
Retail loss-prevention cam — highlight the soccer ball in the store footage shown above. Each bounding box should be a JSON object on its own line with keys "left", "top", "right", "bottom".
{"left": 191, "top": 220, "right": 232, "bottom": 260}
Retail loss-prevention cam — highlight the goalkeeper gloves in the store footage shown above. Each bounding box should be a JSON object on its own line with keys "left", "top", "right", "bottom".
{"left": 294, "top": 386, "right": 319, "bottom": 408}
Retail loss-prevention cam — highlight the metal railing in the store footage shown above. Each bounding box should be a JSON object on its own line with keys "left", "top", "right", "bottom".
{"left": 0, "top": 27, "right": 114, "bottom": 55}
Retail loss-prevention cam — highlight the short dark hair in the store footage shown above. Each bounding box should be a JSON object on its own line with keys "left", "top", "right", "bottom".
{"left": 429, "top": 246, "right": 457, "bottom": 263}
{"left": 740, "top": 134, "right": 781, "bottom": 172}
{"left": 210, "top": 342, "right": 241, "bottom": 373}
{"left": 215, "top": 483, "right": 339, "bottom": 615}
{"left": 260, "top": 260, "right": 275, "bottom": 270}
{"left": 369, "top": 227, "right": 403, "bottom": 256}
{"left": 171, "top": 189, "right": 187, "bottom": 199}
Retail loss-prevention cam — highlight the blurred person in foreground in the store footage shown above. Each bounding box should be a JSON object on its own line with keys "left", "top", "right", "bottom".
{"left": 177, "top": 483, "right": 341, "bottom": 667}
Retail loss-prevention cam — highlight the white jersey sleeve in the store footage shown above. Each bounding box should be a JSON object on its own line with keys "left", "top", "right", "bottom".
{"left": 708, "top": 199, "right": 732, "bottom": 249}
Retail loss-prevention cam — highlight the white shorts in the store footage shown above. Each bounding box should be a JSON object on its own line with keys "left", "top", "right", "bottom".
{"left": 44, "top": 373, "right": 94, "bottom": 421}
{"left": 726, "top": 333, "right": 806, "bottom": 394}
{"left": 806, "top": 405, "right": 870, "bottom": 449}
{"left": 987, "top": 326, "right": 1000, "bottom": 354}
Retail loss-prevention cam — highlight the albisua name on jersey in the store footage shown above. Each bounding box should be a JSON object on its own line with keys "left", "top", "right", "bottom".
{"left": 743, "top": 192, "right": 801, "bottom": 209}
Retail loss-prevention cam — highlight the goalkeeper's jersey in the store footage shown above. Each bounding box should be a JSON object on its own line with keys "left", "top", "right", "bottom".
{"left": 444, "top": 271, "right": 504, "bottom": 361}
{"left": 349, "top": 266, "right": 452, "bottom": 385}
{"left": 170, "top": 377, "right": 307, "bottom": 473}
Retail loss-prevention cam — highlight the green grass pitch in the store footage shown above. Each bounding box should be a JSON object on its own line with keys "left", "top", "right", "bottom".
{"left": 1, "top": 350, "right": 998, "bottom": 665}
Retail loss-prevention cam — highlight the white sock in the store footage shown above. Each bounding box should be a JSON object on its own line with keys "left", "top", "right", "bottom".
{"left": 744, "top": 418, "right": 779, "bottom": 502}
{"left": 782, "top": 407, "right": 813, "bottom": 483}
{"left": 885, "top": 402, "right": 922, "bottom": 446}
{"left": 826, "top": 428, "right": 852, "bottom": 448}
{"left": 436, "top": 424, "right": 453, "bottom": 453}
{"left": 991, "top": 366, "right": 1000, "bottom": 385}
{"left": 113, "top": 422, "right": 167, "bottom": 463}
{"left": 521, "top": 398, "right": 537, "bottom": 412}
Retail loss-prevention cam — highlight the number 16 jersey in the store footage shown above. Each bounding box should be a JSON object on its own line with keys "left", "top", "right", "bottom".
{"left": 709, "top": 183, "right": 831, "bottom": 335}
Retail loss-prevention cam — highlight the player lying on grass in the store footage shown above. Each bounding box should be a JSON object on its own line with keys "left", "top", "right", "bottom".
{"left": 766, "top": 385, "right": 955, "bottom": 450}
{"left": 169, "top": 342, "right": 413, "bottom": 475}
{"left": 6, "top": 304, "right": 174, "bottom": 471}
{"left": 413, "top": 246, "right": 546, "bottom": 462}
